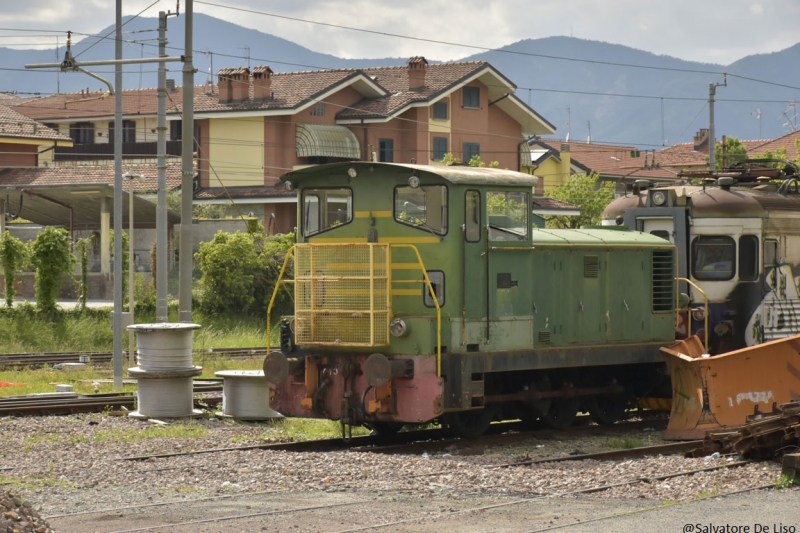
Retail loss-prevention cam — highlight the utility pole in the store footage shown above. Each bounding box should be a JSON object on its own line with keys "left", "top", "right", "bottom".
{"left": 708, "top": 74, "right": 727, "bottom": 172}
{"left": 113, "top": 0, "right": 123, "bottom": 389}
{"left": 179, "top": 0, "right": 195, "bottom": 323}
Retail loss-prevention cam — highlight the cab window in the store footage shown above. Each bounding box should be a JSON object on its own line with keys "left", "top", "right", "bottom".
{"left": 465, "top": 190, "right": 481, "bottom": 242}
{"left": 487, "top": 190, "right": 529, "bottom": 241}
{"left": 394, "top": 185, "right": 448, "bottom": 235}
{"left": 739, "top": 235, "right": 758, "bottom": 281}
{"left": 692, "top": 236, "right": 735, "bottom": 280}
{"left": 302, "top": 188, "right": 352, "bottom": 236}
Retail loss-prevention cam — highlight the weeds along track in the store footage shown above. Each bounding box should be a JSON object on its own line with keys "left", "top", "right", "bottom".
{"left": 0, "top": 347, "right": 268, "bottom": 369}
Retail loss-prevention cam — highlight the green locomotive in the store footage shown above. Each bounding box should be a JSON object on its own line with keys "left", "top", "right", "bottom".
{"left": 264, "top": 162, "right": 676, "bottom": 437}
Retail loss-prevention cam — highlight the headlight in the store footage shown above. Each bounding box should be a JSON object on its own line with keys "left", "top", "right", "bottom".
{"left": 389, "top": 318, "right": 408, "bottom": 337}
{"left": 284, "top": 180, "right": 294, "bottom": 192}
{"left": 691, "top": 308, "right": 706, "bottom": 321}
{"left": 652, "top": 190, "right": 667, "bottom": 206}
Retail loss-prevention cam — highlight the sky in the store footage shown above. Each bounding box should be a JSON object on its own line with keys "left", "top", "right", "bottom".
{"left": 1, "top": 0, "right": 799, "bottom": 65}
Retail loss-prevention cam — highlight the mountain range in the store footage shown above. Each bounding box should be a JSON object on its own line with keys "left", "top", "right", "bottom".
{"left": 2, "top": 13, "right": 799, "bottom": 147}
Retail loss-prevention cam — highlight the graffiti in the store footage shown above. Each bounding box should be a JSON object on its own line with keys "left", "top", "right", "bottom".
{"left": 745, "top": 263, "right": 800, "bottom": 346}
{"left": 734, "top": 390, "right": 775, "bottom": 405}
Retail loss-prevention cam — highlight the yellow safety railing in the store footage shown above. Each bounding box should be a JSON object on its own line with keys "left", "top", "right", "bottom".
{"left": 266, "top": 243, "right": 443, "bottom": 376}
{"left": 389, "top": 244, "right": 442, "bottom": 377}
{"left": 676, "top": 277, "right": 709, "bottom": 353}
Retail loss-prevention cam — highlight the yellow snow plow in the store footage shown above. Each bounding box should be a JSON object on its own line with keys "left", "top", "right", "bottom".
{"left": 661, "top": 334, "right": 800, "bottom": 440}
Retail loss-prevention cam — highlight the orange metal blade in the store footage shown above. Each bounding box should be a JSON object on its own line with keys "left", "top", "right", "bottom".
{"left": 661, "top": 335, "right": 800, "bottom": 440}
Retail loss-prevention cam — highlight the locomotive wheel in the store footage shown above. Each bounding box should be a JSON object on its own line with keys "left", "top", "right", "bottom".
{"left": 587, "top": 395, "right": 630, "bottom": 426}
{"left": 365, "top": 422, "right": 404, "bottom": 436}
{"left": 541, "top": 397, "right": 579, "bottom": 429}
{"left": 444, "top": 407, "right": 495, "bottom": 439}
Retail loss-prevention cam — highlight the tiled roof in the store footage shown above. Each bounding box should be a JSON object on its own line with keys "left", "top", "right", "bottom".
{"left": 10, "top": 62, "right": 490, "bottom": 122}
{"left": 534, "top": 140, "right": 678, "bottom": 181}
{"left": 9, "top": 87, "right": 186, "bottom": 120}
{"left": 0, "top": 163, "right": 184, "bottom": 193}
{"left": 533, "top": 196, "right": 580, "bottom": 211}
{"left": 0, "top": 104, "right": 72, "bottom": 141}
{"left": 747, "top": 130, "right": 800, "bottom": 161}
{"left": 194, "top": 184, "right": 295, "bottom": 200}
{"left": 337, "top": 62, "right": 488, "bottom": 119}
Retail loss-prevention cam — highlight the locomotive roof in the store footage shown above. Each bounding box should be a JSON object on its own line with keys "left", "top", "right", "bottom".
{"left": 603, "top": 184, "right": 800, "bottom": 219}
{"left": 281, "top": 162, "right": 540, "bottom": 187}
{"left": 531, "top": 228, "right": 674, "bottom": 246}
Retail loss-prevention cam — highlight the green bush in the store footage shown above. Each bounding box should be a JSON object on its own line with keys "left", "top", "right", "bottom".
{"left": 30, "top": 227, "right": 74, "bottom": 313}
{"left": 194, "top": 230, "right": 295, "bottom": 317}
{"left": 0, "top": 231, "right": 29, "bottom": 307}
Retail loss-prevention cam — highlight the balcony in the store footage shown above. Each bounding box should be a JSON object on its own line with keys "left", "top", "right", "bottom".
{"left": 54, "top": 141, "right": 184, "bottom": 162}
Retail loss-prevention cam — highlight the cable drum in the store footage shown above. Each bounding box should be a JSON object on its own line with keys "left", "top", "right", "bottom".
{"left": 215, "top": 370, "right": 283, "bottom": 421}
{"left": 128, "top": 323, "right": 201, "bottom": 371}
{"left": 127, "top": 367, "right": 203, "bottom": 419}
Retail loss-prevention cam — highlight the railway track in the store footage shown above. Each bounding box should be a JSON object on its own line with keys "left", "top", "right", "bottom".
{"left": 0, "top": 347, "right": 268, "bottom": 369}
{"left": 120, "top": 417, "right": 671, "bottom": 461}
{"left": 0, "top": 382, "right": 222, "bottom": 417}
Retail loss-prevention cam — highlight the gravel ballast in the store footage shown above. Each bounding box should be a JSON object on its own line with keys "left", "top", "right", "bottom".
{"left": 0, "top": 414, "right": 792, "bottom": 531}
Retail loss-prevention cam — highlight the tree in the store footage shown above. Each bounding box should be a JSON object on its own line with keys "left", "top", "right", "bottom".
{"left": 0, "top": 231, "right": 29, "bottom": 307}
{"left": 30, "top": 227, "right": 74, "bottom": 313}
{"left": 545, "top": 173, "right": 614, "bottom": 229}
{"left": 711, "top": 136, "right": 748, "bottom": 169}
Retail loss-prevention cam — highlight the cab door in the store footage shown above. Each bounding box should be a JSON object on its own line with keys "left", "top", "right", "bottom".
{"left": 462, "top": 190, "right": 486, "bottom": 346}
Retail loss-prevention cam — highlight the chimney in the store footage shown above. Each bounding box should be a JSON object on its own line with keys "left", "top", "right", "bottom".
{"left": 693, "top": 128, "right": 709, "bottom": 153}
{"left": 166, "top": 79, "right": 176, "bottom": 92}
{"left": 230, "top": 67, "right": 251, "bottom": 103}
{"left": 217, "top": 68, "right": 234, "bottom": 104}
{"left": 560, "top": 143, "right": 571, "bottom": 185}
{"left": 407, "top": 56, "right": 428, "bottom": 91}
{"left": 252, "top": 65, "right": 273, "bottom": 100}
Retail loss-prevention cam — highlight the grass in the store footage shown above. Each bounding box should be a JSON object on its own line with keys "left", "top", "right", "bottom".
{"left": 264, "top": 418, "right": 370, "bottom": 440}
{"left": 602, "top": 436, "right": 650, "bottom": 449}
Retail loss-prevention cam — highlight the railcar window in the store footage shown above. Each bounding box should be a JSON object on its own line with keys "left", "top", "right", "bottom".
{"left": 302, "top": 188, "right": 352, "bottom": 237}
{"left": 739, "top": 235, "right": 758, "bottom": 281}
{"left": 394, "top": 185, "right": 448, "bottom": 235}
{"left": 650, "top": 230, "right": 670, "bottom": 241}
{"left": 692, "top": 236, "right": 735, "bottom": 281}
{"left": 466, "top": 190, "right": 481, "bottom": 242}
{"left": 487, "top": 191, "right": 529, "bottom": 241}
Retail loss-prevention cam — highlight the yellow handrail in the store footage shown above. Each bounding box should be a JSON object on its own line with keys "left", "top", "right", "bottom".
{"left": 390, "top": 244, "right": 443, "bottom": 377}
{"left": 676, "top": 277, "right": 709, "bottom": 353}
{"left": 266, "top": 244, "right": 298, "bottom": 353}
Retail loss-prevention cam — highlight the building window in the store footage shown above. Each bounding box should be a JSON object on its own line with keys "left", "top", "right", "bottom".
{"left": 69, "top": 122, "right": 94, "bottom": 144}
{"left": 43, "top": 123, "right": 59, "bottom": 133}
{"left": 109, "top": 120, "right": 136, "bottom": 144}
{"left": 463, "top": 86, "right": 480, "bottom": 108}
{"left": 463, "top": 142, "right": 480, "bottom": 162}
{"left": 432, "top": 137, "right": 448, "bottom": 161}
{"left": 433, "top": 101, "right": 448, "bottom": 120}
{"left": 170, "top": 120, "right": 182, "bottom": 141}
{"left": 692, "top": 235, "right": 735, "bottom": 281}
{"left": 310, "top": 101, "right": 325, "bottom": 117}
{"left": 379, "top": 138, "right": 394, "bottom": 163}
{"left": 123, "top": 120, "right": 136, "bottom": 143}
